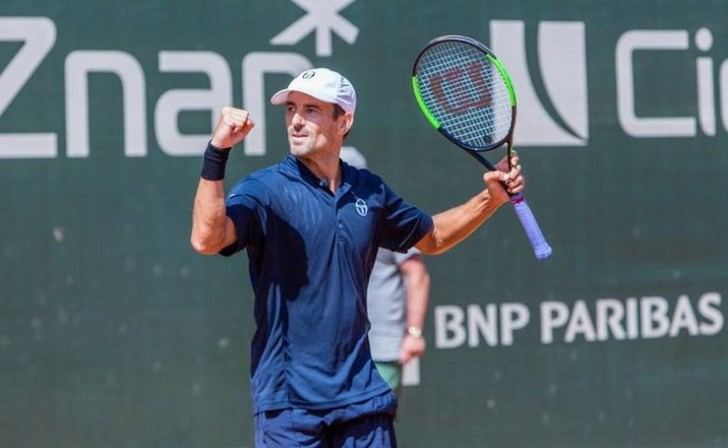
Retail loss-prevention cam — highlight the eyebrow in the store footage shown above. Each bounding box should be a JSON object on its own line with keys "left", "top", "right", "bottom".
{"left": 286, "top": 101, "right": 322, "bottom": 110}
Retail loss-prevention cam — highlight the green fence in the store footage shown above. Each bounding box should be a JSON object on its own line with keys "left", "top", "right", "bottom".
{"left": 2, "top": 1, "right": 727, "bottom": 447}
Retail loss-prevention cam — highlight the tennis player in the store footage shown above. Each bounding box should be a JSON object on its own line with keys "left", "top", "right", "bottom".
{"left": 190, "top": 67, "right": 524, "bottom": 447}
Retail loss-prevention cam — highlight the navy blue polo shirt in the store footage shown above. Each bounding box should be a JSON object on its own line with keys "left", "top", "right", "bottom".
{"left": 221, "top": 155, "right": 432, "bottom": 413}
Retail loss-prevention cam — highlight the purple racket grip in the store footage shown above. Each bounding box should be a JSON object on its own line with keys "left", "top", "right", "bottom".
{"left": 510, "top": 193, "right": 552, "bottom": 260}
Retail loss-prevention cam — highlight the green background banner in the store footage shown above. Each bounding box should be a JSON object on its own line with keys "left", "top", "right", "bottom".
{"left": 2, "top": 1, "right": 727, "bottom": 447}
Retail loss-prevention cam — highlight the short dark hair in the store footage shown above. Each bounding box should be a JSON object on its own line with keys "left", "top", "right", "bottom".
{"left": 332, "top": 104, "right": 346, "bottom": 119}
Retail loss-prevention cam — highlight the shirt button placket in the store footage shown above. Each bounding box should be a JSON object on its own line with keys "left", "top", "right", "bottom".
{"left": 336, "top": 206, "right": 345, "bottom": 242}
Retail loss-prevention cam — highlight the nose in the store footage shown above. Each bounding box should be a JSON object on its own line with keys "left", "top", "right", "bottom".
{"left": 291, "top": 112, "right": 304, "bottom": 128}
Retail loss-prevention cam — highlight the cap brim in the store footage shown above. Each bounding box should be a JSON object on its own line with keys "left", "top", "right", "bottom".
{"left": 270, "top": 86, "right": 340, "bottom": 107}
{"left": 270, "top": 88, "right": 290, "bottom": 105}
{"left": 270, "top": 87, "right": 355, "bottom": 115}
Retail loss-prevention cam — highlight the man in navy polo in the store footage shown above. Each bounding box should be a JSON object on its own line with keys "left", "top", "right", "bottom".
{"left": 191, "top": 67, "right": 525, "bottom": 447}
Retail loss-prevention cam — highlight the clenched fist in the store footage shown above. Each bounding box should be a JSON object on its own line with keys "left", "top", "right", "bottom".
{"left": 211, "top": 107, "right": 255, "bottom": 149}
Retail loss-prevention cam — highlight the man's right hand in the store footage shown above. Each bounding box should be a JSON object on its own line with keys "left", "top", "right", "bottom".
{"left": 210, "top": 107, "right": 255, "bottom": 149}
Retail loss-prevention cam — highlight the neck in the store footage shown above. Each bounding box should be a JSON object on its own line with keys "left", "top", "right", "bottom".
{"left": 297, "top": 150, "right": 342, "bottom": 193}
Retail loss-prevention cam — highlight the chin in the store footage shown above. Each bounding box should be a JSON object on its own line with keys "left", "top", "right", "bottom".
{"left": 289, "top": 142, "right": 316, "bottom": 157}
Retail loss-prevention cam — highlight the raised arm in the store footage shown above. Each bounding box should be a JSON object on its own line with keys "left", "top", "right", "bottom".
{"left": 190, "top": 107, "right": 254, "bottom": 255}
{"left": 415, "top": 155, "right": 524, "bottom": 255}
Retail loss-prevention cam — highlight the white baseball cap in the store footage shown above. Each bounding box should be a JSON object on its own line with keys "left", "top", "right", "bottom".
{"left": 270, "top": 68, "right": 357, "bottom": 115}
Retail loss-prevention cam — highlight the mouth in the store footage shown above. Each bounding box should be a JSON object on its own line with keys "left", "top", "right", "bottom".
{"left": 289, "top": 133, "right": 310, "bottom": 144}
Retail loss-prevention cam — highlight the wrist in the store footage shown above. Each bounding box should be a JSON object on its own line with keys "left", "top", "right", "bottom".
{"left": 209, "top": 139, "right": 229, "bottom": 151}
{"left": 406, "top": 326, "right": 423, "bottom": 338}
{"left": 200, "top": 141, "right": 231, "bottom": 181}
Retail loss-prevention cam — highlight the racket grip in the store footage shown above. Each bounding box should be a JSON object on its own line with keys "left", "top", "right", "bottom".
{"left": 510, "top": 193, "right": 552, "bottom": 260}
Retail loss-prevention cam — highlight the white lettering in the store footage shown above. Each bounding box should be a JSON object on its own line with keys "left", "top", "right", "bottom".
{"left": 698, "top": 292, "right": 723, "bottom": 335}
{"left": 467, "top": 304, "right": 497, "bottom": 347}
{"left": 720, "top": 60, "right": 728, "bottom": 134}
{"left": 564, "top": 300, "right": 596, "bottom": 342}
{"left": 616, "top": 30, "right": 695, "bottom": 137}
{"left": 0, "top": 17, "right": 57, "bottom": 158}
{"left": 669, "top": 295, "right": 700, "bottom": 336}
{"left": 434, "top": 306, "right": 466, "bottom": 349}
{"left": 65, "top": 51, "right": 147, "bottom": 157}
{"left": 626, "top": 298, "right": 640, "bottom": 339}
{"left": 695, "top": 28, "right": 716, "bottom": 136}
{"left": 540, "top": 301, "right": 570, "bottom": 344}
{"left": 155, "top": 51, "right": 232, "bottom": 156}
{"left": 596, "top": 299, "right": 626, "bottom": 340}
{"left": 500, "top": 303, "right": 529, "bottom": 346}
{"left": 640, "top": 296, "right": 670, "bottom": 338}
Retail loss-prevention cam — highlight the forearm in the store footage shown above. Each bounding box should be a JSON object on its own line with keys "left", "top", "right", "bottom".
{"left": 399, "top": 257, "right": 430, "bottom": 363}
{"left": 190, "top": 107, "right": 254, "bottom": 255}
{"left": 417, "top": 188, "right": 505, "bottom": 255}
{"left": 190, "top": 178, "right": 230, "bottom": 254}
{"left": 404, "top": 267, "right": 430, "bottom": 330}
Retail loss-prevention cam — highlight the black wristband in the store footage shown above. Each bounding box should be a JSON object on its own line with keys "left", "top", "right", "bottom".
{"left": 200, "top": 141, "right": 230, "bottom": 180}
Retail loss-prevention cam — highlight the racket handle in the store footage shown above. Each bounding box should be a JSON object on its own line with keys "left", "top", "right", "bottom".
{"left": 510, "top": 193, "right": 552, "bottom": 260}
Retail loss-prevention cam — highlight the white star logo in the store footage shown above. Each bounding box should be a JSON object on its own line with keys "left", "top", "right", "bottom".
{"left": 271, "top": 0, "right": 359, "bottom": 57}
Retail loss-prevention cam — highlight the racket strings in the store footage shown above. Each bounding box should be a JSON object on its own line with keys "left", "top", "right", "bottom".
{"left": 416, "top": 41, "right": 512, "bottom": 149}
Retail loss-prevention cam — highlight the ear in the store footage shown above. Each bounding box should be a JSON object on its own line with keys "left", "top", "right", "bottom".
{"left": 339, "top": 113, "right": 354, "bottom": 135}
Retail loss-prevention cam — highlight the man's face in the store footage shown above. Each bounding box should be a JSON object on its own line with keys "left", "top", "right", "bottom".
{"left": 285, "top": 91, "right": 345, "bottom": 157}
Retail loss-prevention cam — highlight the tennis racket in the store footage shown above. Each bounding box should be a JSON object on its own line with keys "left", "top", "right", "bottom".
{"left": 411, "top": 34, "right": 552, "bottom": 260}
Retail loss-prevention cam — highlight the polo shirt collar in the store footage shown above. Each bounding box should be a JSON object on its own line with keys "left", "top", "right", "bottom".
{"left": 280, "top": 155, "right": 354, "bottom": 196}
{"left": 280, "top": 155, "right": 321, "bottom": 187}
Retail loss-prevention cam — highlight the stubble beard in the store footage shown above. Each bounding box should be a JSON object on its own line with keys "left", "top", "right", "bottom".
{"left": 288, "top": 135, "right": 317, "bottom": 157}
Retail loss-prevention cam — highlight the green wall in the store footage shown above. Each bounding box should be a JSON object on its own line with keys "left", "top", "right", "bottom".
{"left": 1, "top": 1, "right": 727, "bottom": 447}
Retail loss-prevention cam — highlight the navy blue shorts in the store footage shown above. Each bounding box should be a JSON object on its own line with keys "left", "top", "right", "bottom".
{"left": 254, "top": 391, "right": 397, "bottom": 447}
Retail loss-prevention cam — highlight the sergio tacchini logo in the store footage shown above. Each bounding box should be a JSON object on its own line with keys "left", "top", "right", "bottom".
{"left": 354, "top": 198, "right": 368, "bottom": 216}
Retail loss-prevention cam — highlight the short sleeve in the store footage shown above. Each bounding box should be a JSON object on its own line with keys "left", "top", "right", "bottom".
{"left": 219, "top": 178, "right": 267, "bottom": 257}
{"left": 379, "top": 183, "right": 433, "bottom": 253}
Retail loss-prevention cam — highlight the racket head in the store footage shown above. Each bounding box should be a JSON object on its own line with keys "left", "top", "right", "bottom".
{"left": 412, "top": 35, "right": 517, "bottom": 153}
